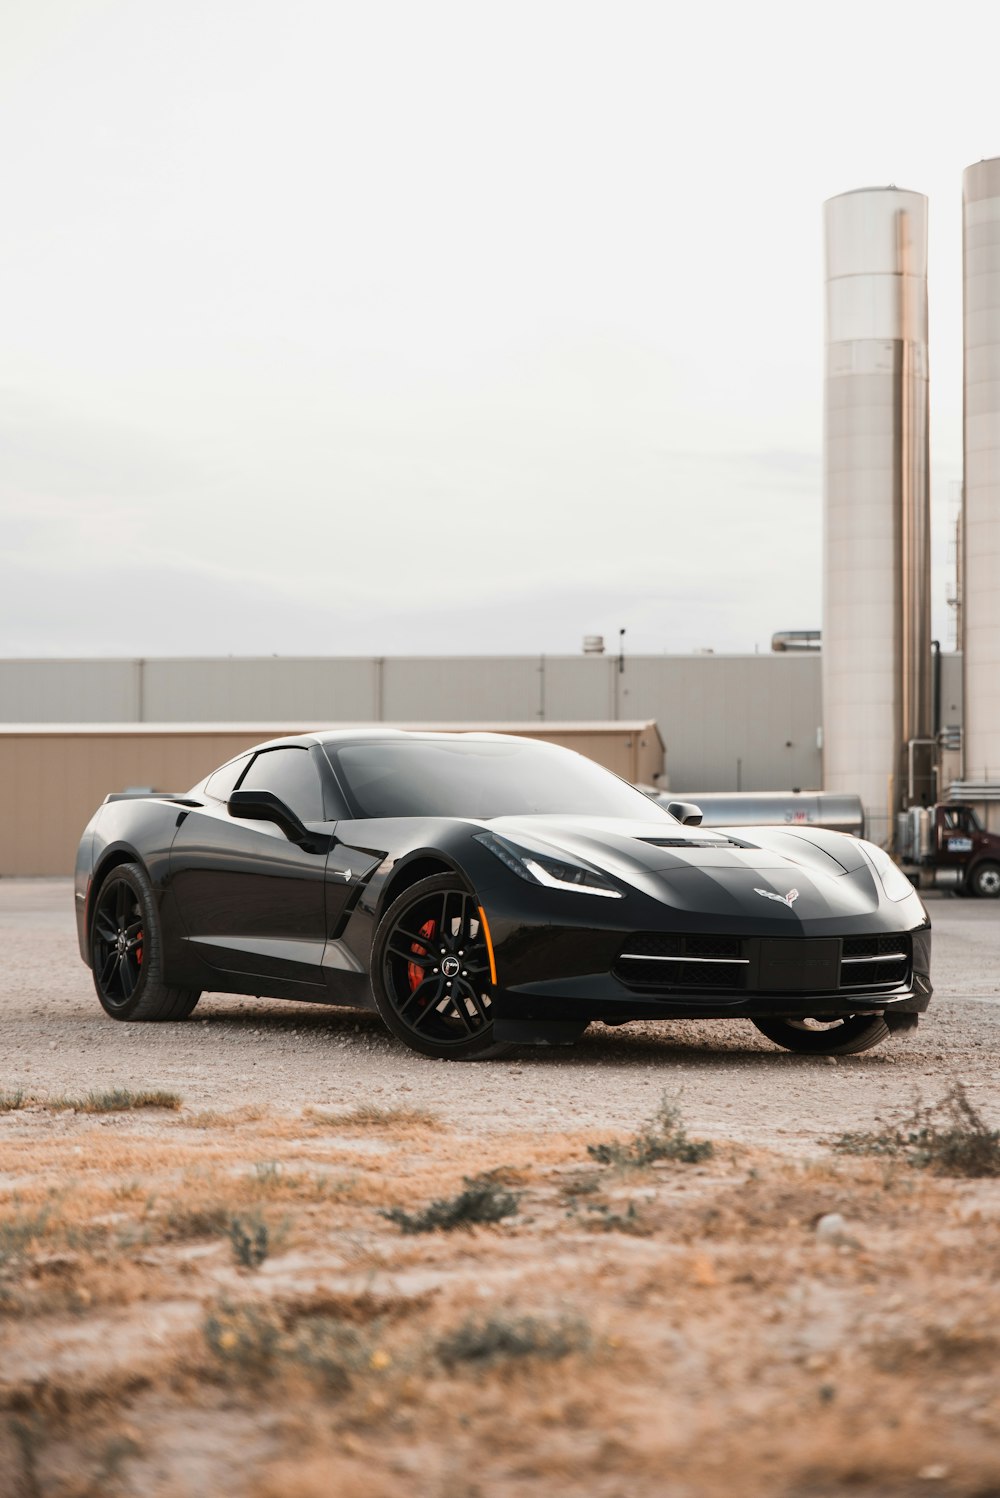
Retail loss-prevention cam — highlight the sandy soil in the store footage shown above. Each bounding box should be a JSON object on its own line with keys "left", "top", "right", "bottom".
{"left": 2, "top": 881, "right": 1000, "bottom": 1497}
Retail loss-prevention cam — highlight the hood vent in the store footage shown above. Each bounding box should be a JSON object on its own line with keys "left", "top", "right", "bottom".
{"left": 638, "top": 837, "right": 753, "bottom": 851}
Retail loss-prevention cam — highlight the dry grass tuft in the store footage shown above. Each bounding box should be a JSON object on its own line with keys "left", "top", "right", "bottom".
{"left": 74, "top": 1088, "right": 183, "bottom": 1114}
{"left": 15, "top": 1088, "right": 184, "bottom": 1114}
{"left": 435, "top": 1314, "right": 591, "bottom": 1369}
{"left": 834, "top": 1081, "right": 1000, "bottom": 1177}
{"left": 308, "top": 1103, "right": 441, "bottom": 1131}
{"left": 203, "top": 1299, "right": 387, "bottom": 1394}
{"left": 228, "top": 1213, "right": 272, "bottom": 1269}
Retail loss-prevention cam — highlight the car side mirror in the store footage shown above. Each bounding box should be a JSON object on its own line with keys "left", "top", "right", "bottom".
{"left": 667, "top": 800, "right": 703, "bottom": 827}
{"left": 228, "top": 789, "right": 320, "bottom": 849}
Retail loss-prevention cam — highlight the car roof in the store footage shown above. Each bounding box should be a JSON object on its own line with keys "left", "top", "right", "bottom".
{"left": 240, "top": 727, "right": 546, "bottom": 755}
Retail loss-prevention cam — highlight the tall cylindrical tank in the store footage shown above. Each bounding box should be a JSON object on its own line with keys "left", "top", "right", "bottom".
{"left": 962, "top": 159, "right": 1000, "bottom": 807}
{"left": 823, "top": 187, "right": 932, "bottom": 847}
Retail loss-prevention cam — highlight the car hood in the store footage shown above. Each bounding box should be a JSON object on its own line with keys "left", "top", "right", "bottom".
{"left": 485, "top": 814, "right": 885, "bottom": 920}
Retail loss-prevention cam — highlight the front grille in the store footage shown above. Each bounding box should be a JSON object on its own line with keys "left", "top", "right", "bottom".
{"left": 840, "top": 933, "right": 911, "bottom": 990}
{"left": 614, "top": 933, "right": 748, "bottom": 990}
{"left": 613, "top": 931, "right": 913, "bottom": 995}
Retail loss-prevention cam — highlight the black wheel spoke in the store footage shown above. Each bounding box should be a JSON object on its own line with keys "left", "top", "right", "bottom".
{"left": 99, "top": 949, "right": 120, "bottom": 988}
{"left": 399, "top": 974, "right": 443, "bottom": 1016}
{"left": 455, "top": 981, "right": 488, "bottom": 1027}
{"left": 95, "top": 913, "right": 118, "bottom": 943}
{"left": 394, "top": 924, "right": 436, "bottom": 947}
{"left": 386, "top": 935, "right": 435, "bottom": 968}
{"left": 411, "top": 993, "right": 456, "bottom": 1032}
{"left": 120, "top": 952, "right": 138, "bottom": 998}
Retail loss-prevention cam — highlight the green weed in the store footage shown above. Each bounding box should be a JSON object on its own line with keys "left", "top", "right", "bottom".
{"left": 381, "top": 1172, "right": 519, "bottom": 1234}
{"left": 588, "top": 1095, "right": 713, "bottom": 1169}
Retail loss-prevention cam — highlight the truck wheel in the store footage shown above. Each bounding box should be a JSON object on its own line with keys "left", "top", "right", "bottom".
{"left": 970, "top": 862, "right": 1000, "bottom": 898}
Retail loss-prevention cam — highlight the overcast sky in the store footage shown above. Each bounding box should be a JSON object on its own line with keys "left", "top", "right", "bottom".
{"left": 1, "top": 0, "right": 995, "bottom": 659}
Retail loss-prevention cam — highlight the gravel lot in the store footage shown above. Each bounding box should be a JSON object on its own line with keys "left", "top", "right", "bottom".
{"left": 3, "top": 879, "right": 998, "bottom": 1148}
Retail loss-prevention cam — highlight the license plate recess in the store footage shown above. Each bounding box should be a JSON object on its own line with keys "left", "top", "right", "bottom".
{"left": 757, "top": 938, "right": 839, "bottom": 992}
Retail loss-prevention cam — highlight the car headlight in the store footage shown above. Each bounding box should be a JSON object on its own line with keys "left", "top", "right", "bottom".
{"left": 860, "top": 841, "right": 917, "bottom": 902}
{"left": 474, "top": 832, "right": 624, "bottom": 899}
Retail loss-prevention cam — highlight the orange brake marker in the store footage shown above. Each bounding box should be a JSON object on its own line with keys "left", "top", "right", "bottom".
{"left": 477, "top": 904, "right": 498, "bottom": 986}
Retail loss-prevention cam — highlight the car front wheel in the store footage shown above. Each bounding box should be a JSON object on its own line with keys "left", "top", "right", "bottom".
{"left": 752, "top": 1014, "right": 890, "bottom": 1056}
{"left": 371, "top": 874, "right": 514, "bottom": 1061}
{"left": 91, "top": 862, "right": 201, "bottom": 1021}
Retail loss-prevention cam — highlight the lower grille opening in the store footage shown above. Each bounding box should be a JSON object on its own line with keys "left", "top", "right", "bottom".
{"left": 614, "top": 933, "right": 748, "bottom": 991}
{"left": 840, "top": 934, "right": 911, "bottom": 990}
{"left": 614, "top": 932, "right": 914, "bottom": 995}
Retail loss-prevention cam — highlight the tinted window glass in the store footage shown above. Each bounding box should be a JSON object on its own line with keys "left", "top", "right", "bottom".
{"left": 240, "top": 747, "right": 325, "bottom": 822}
{"left": 327, "top": 738, "right": 668, "bottom": 820}
{"left": 204, "top": 755, "right": 251, "bottom": 803}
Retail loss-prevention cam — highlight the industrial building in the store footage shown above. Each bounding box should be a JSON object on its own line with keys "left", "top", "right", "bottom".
{"left": 0, "top": 647, "right": 966, "bottom": 875}
{"left": 4, "top": 156, "right": 1000, "bottom": 876}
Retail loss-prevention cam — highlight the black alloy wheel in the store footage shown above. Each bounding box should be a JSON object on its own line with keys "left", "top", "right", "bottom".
{"left": 371, "top": 874, "right": 514, "bottom": 1060}
{"left": 752, "top": 1014, "right": 890, "bottom": 1056}
{"left": 90, "top": 863, "right": 201, "bottom": 1021}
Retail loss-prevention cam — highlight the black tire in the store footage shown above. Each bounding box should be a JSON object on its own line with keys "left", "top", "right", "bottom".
{"left": 969, "top": 861, "right": 1000, "bottom": 899}
{"left": 371, "top": 874, "right": 514, "bottom": 1061}
{"left": 752, "top": 1014, "right": 890, "bottom": 1056}
{"left": 90, "top": 863, "right": 201, "bottom": 1021}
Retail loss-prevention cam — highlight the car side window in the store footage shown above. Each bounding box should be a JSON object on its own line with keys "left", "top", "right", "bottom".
{"left": 238, "top": 747, "right": 326, "bottom": 823}
{"left": 204, "top": 755, "right": 251, "bottom": 803}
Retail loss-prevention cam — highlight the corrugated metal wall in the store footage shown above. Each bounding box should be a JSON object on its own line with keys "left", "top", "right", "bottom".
{"left": 0, "top": 653, "right": 824, "bottom": 794}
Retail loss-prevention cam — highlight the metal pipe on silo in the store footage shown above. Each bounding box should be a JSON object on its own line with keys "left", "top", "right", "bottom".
{"left": 962, "top": 159, "right": 1000, "bottom": 810}
{"left": 822, "top": 188, "right": 932, "bottom": 847}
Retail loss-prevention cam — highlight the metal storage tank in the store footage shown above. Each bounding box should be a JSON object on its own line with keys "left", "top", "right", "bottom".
{"left": 963, "top": 158, "right": 1000, "bottom": 813}
{"left": 823, "top": 187, "right": 932, "bottom": 847}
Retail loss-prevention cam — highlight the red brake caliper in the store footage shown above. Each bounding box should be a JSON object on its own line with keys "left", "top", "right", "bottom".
{"left": 408, "top": 919, "right": 435, "bottom": 995}
{"left": 135, "top": 929, "right": 143, "bottom": 966}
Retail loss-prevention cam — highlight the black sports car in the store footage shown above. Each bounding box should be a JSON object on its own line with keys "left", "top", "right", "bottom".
{"left": 75, "top": 729, "right": 932, "bottom": 1060}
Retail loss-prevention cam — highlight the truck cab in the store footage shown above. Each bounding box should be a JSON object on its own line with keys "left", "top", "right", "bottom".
{"left": 937, "top": 806, "right": 1000, "bottom": 896}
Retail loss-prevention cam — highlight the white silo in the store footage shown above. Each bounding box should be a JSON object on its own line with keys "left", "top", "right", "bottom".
{"left": 823, "top": 188, "right": 932, "bottom": 847}
{"left": 962, "top": 158, "right": 1000, "bottom": 810}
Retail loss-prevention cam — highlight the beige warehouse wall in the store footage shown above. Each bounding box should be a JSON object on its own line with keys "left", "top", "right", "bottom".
{"left": 0, "top": 729, "right": 272, "bottom": 877}
{"left": 0, "top": 722, "right": 663, "bottom": 876}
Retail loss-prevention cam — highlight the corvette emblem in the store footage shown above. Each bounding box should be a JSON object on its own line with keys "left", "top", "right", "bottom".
{"left": 754, "top": 887, "right": 799, "bottom": 908}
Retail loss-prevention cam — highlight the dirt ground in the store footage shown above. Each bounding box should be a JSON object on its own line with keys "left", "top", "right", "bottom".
{"left": 2, "top": 880, "right": 1000, "bottom": 1497}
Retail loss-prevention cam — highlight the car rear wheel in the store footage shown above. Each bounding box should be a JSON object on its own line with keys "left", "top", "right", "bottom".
{"left": 371, "top": 874, "right": 514, "bottom": 1060}
{"left": 91, "top": 863, "right": 201, "bottom": 1021}
{"left": 969, "top": 861, "right": 1000, "bottom": 898}
{"left": 752, "top": 1014, "right": 890, "bottom": 1056}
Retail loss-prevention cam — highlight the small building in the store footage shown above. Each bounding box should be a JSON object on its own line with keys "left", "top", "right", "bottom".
{"left": 0, "top": 720, "right": 664, "bottom": 877}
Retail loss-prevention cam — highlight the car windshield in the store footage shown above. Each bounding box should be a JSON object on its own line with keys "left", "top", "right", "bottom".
{"left": 326, "top": 738, "right": 668, "bottom": 821}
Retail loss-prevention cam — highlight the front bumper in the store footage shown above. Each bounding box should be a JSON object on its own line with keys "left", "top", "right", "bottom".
{"left": 481, "top": 882, "right": 932, "bottom": 1035}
